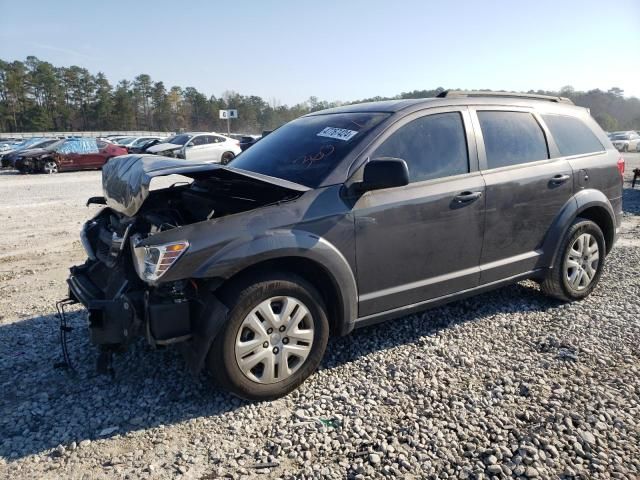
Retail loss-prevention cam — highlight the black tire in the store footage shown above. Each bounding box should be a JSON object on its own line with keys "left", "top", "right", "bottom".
{"left": 622, "top": 144, "right": 628, "bottom": 152}
{"left": 220, "top": 151, "right": 235, "bottom": 165}
{"left": 540, "top": 218, "right": 606, "bottom": 301}
{"left": 206, "top": 272, "right": 329, "bottom": 401}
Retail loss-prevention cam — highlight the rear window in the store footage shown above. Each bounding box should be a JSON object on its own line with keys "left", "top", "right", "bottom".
{"left": 229, "top": 113, "right": 389, "bottom": 187}
{"left": 542, "top": 115, "right": 604, "bottom": 156}
{"left": 478, "top": 111, "right": 549, "bottom": 169}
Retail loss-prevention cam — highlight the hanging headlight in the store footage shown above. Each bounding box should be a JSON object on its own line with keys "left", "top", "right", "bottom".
{"left": 132, "top": 238, "right": 189, "bottom": 282}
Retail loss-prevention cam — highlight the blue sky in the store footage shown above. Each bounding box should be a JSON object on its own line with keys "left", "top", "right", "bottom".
{"left": 1, "top": 0, "right": 638, "bottom": 104}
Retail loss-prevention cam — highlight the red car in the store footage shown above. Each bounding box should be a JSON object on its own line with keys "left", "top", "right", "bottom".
{"left": 15, "top": 139, "right": 128, "bottom": 174}
{"left": 52, "top": 140, "right": 128, "bottom": 173}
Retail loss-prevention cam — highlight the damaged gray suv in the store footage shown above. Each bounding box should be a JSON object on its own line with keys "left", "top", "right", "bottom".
{"left": 67, "top": 91, "right": 623, "bottom": 400}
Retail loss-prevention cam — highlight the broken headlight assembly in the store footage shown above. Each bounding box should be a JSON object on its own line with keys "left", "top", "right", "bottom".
{"left": 131, "top": 236, "right": 189, "bottom": 282}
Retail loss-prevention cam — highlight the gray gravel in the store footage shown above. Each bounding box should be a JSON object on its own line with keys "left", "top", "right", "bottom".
{"left": 1, "top": 155, "right": 639, "bottom": 479}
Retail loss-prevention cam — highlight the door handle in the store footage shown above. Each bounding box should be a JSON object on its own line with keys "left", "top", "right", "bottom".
{"left": 550, "top": 174, "right": 571, "bottom": 185}
{"left": 453, "top": 191, "right": 483, "bottom": 203}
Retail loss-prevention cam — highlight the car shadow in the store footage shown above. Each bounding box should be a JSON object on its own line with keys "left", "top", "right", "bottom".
{"left": 0, "top": 280, "right": 560, "bottom": 461}
{"left": 622, "top": 186, "right": 640, "bottom": 214}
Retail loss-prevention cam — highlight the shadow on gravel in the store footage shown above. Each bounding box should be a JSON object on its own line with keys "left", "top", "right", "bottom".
{"left": 2, "top": 185, "right": 636, "bottom": 460}
{"left": 622, "top": 186, "right": 640, "bottom": 214}
{"left": 0, "top": 280, "right": 560, "bottom": 460}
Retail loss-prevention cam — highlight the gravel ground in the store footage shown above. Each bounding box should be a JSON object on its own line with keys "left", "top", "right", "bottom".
{"left": 0, "top": 155, "right": 639, "bottom": 479}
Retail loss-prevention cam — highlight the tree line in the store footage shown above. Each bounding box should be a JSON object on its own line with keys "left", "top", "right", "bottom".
{"left": 1, "top": 56, "right": 639, "bottom": 134}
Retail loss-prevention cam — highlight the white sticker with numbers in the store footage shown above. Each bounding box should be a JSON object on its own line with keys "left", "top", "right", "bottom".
{"left": 316, "top": 127, "right": 358, "bottom": 142}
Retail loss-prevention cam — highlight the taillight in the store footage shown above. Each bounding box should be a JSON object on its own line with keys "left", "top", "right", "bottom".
{"left": 617, "top": 155, "right": 625, "bottom": 179}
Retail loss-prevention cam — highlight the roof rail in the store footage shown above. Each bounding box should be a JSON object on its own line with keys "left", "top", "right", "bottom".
{"left": 436, "top": 90, "right": 574, "bottom": 105}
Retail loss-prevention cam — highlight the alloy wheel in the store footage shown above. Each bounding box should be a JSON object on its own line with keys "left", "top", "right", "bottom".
{"left": 564, "top": 233, "right": 599, "bottom": 291}
{"left": 234, "top": 296, "right": 314, "bottom": 384}
{"left": 43, "top": 160, "right": 58, "bottom": 174}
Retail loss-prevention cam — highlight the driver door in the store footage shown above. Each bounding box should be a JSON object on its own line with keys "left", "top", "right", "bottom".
{"left": 353, "top": 108, "right": 486, "bottom": 317}
{"left": 184, "top": 135, "right": 209, "bottom": 160}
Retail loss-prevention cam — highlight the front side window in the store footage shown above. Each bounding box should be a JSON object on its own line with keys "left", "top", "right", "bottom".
{"left": 542, "top": 114, "right": 604, "bottom": 156}
{"left": 190, "top": 136, "right": 207, "bottom": 146}
{"left": 372, "top": 112, "right": 469, "bottom": 183}
{"left": 478, "top": 111, "right": 549, "bottom": 169}
{"left": 229, "top": 112, "right": 389, "bottom": 187}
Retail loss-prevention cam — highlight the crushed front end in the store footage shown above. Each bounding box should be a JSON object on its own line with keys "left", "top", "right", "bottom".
{"left": 68, "top": 209, "right": 197, "bottom": 361}
{"left": 63, "top": 155, "right": 305, "bottom": 372}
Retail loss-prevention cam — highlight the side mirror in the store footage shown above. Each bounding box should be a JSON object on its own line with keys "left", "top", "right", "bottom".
{"left": 360, "top": 158, "right": 409, "bottom": 191}
{"left": 185, "top": 142, "right": 194, "bottom": 148}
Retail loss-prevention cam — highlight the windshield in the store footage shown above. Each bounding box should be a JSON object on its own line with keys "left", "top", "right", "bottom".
{"left": 44, "top": 139, "right": 67, "bottom": 151}
{"left": 132, "top": 137, "right": 154, "bottom": 146}
{"left": 116, "top": 136, "right": 136, "bottom": 145}
{"left": 13, "top": 138, "right": 42, "bottom": 150}
{"left": 612, "top": 134, "right": 629, "bottom": 140}
{"left": 167, "top": 134, "right": 193, "bottom": 146}
{"left": 229, "top": 113, "right": 389, "bottom": 187}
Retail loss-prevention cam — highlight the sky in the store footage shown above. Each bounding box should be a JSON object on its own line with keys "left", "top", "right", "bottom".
{"left": 1, "top": 0, "right": 639, "bottom": 105}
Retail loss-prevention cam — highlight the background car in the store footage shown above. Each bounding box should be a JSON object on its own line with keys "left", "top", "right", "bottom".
{"left": 610, "top": 131, "right": 640, "bottom": 152}
{"left": 127, "top": 137, "right": 164, "bottom": 154}
{"left": 146, "top": 132, "right": 242, "bottom": 164}
{"left": 116, "top": 136, "right": 164, "bottom": 151}
{"left": 1, "top": 138, "right": 61, "bottom": 168}
{"left": 16, "top": 138, "right": 127, "bottom": 173}
{"left": 238, "top": 135, "right": 261, "bottom": 151}
{"left": 0, "top": 137, "right": 46, "bottom": 162}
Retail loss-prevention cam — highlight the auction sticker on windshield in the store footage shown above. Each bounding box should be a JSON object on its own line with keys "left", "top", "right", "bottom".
{"left": 317, "top": 127, "right": 358, "bottom": 142}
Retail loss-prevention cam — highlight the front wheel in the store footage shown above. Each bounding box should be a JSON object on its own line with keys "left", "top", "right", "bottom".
{"left": 540, "top": 218, "right": 606, "bottom": 301}
{"left": 42, "top": 160, "right": 59, "bottom": 174}
{"left": 207, "top": 272, "right": 329, "bottom": 401}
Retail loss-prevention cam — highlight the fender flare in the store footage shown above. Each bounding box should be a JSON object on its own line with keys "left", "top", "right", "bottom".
{"left": 542, "top": 189, "right": 616, "bottom": 267}
{"left": 193, "top": 230, "right": 359, "bottom": 336}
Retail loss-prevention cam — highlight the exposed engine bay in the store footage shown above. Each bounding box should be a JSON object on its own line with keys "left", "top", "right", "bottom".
{"left": 64, "top": 155, "right": 307, "bottom": 372}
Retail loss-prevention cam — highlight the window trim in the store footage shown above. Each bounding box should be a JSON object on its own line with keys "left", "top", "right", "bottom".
{"left": 346, "top": 106, "right": 479, "bottom": 187}
{"left": 469, "top": 106, "right": 558, "bottom": 172}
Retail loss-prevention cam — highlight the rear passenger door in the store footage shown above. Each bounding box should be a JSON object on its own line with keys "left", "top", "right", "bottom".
{"left": 353, "top": 108, "right": 486, "bottom": 317}
{"left": 471, "top": 108, "right": 574, "bottom": 283}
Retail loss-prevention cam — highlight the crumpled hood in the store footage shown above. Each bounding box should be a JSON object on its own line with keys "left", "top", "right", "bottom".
{"left": 146, "top": 142, "right": 182, "bottom": 154}
{"left": 102, "top": 154, "right": 309, "bottom": 217}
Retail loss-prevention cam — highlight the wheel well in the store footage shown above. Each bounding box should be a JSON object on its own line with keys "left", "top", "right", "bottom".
{"left": 578, "top": 206, "right": 615, "bottom": 254}
{"left": 218, "top": 257, "right": 343, "bottom": 335}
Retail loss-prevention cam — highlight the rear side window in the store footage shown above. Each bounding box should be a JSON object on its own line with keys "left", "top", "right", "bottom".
{"left": 373, "top": 112, "right": 469, "bottom": 183}
{"left": 478, "top": 111, "right": 549, "bottom": 169}
{"left": 542, "top": 115, "right": 604, "bottom": 156}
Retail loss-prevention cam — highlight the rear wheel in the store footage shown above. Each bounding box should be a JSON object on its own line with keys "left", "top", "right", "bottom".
{"left": 220, "top": 151, "right": 235, "bottom": 165}
{"left": 42, "top": 160, "right": 59, "bottom": 174}
{"left": 540, "top": 218, "right": 605, "bottom": 301}
{"left": 206, "top": 272, "right": 329, "bottom": 401}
